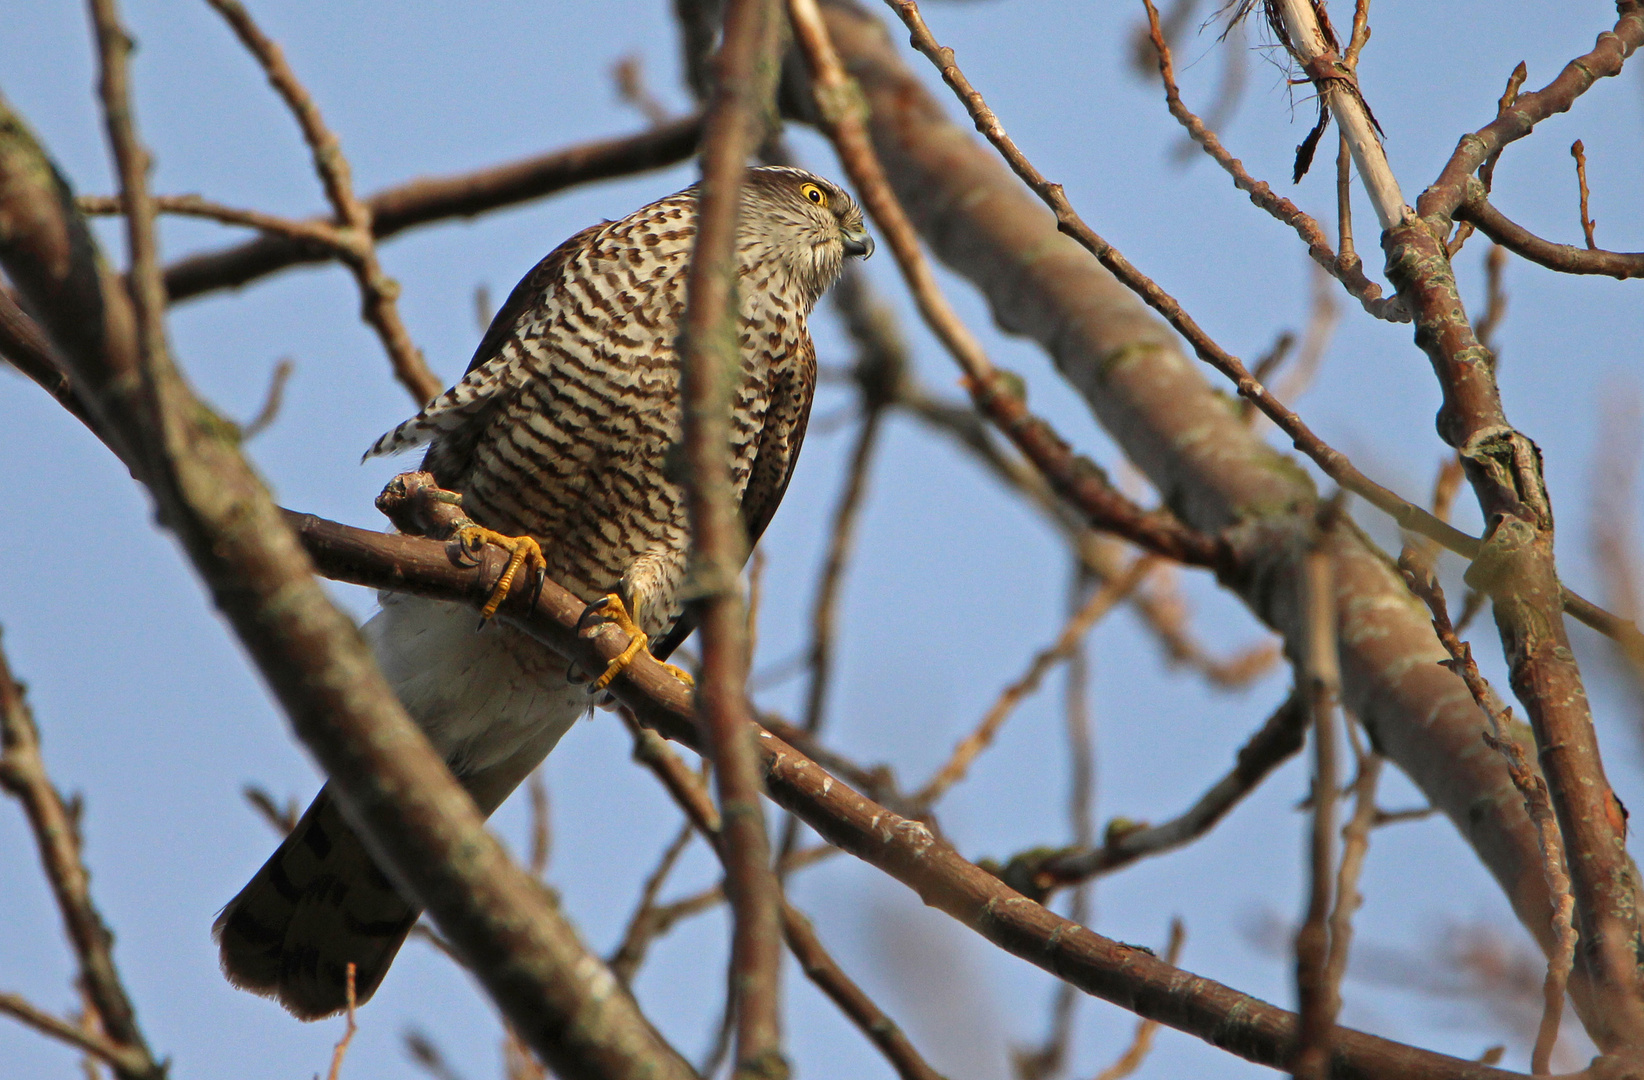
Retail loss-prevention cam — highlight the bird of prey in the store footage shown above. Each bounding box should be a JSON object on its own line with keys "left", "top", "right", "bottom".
{"left": 215, "top": 165, "right": 872, "bottom": 1018}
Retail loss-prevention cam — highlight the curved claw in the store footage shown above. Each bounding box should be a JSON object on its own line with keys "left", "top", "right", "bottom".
{"left": 453, "top": 524, "right": 547, "bottom": 621}
{"left": 581, "top": 594, "right": 649, "bottom": 692}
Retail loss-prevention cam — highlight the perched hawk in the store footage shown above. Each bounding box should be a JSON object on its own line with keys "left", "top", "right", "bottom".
{"left": 216, "top": 165, "right": 871, "bottom": 1018}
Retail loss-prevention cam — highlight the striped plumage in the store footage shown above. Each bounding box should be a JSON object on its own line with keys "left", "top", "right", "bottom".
{"left": 216, "top": 166, "right": 871, "bottom": 1019}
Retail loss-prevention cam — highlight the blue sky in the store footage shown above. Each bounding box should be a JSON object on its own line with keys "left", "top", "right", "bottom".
{"left": 3, "top": 2, "right": 1642, "bottom": 1078}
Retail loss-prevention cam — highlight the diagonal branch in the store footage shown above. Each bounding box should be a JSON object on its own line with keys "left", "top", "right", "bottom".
{"left": 284, "top": 490, "right": 1540, "bottom": 1080}
{"left": 1366, "top": 0, "right": 1644, "bottom": 1048}
{"left": 0, "top": 35, "right": 698, "bottom": 1080}
{"left": 1139, "top": 0, "right": 1406, "bottom": 321}
{"left": 201, "top": 0, "right": 439, "bottom": 403}
{"left": 0, "top": 632, "right": 165, "bottom": 1080}
{"left": 161, "top": 115, "right": 703, "bottom": 303}
{"left": 782, "top": 0, "right": 1644, "bottom": 1048}
{"left": 786, "top": 0, "right": 1222, "bottom": 571}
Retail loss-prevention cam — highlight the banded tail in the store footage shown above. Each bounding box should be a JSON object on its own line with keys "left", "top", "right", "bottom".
{"left": 216, "top": 595, "right": 587, "bottom": 1018}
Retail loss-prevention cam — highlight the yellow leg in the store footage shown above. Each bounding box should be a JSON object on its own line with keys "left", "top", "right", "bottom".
{"left": 582, "top": 593, "right": 695, "bottom": 691}
{"left": 453, "top": 524, "right": 547, "bottom": 621}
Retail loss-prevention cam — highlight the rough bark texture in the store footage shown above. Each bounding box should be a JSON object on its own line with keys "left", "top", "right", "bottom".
{"left": 813, "top": 0, "right": 1587, "bottom": 1028}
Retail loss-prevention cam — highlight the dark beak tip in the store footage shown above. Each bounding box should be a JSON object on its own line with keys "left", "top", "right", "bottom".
{"left": 844, "top": 234, "right": 874, "bottom": 259}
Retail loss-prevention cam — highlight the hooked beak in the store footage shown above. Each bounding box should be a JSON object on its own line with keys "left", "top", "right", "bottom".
{"left": 842, "top": 228, "right": 874, "bottom": 259}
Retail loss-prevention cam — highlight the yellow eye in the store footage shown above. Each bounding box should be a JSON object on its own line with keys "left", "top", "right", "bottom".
{"left": 800, "top": 182, "right": 828, "bottom": 208}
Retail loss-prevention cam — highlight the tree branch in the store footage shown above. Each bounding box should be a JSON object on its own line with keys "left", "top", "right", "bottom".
{"left": 0, "top": 41, "right": 697, "bottom": 1080}
{"left": 1453, "top": 191, "right": 1644, "bottom": 279}
{"left": 202, "top": 0, "right": 440, "bottom": 404}
{"left": 0, "top": 631, "right": 165, "bottom": 1080}
{"left": 679, "top": 1, "right": 789, "bottom": 1074}
{"left": 161, "top": 117, "right": 703, "bottom": 303}
{"left": 1375, "top": 2, "right": 1644, "bottom": 1046}
{"left": 799, "top": 0, "right": 1610, "bottom": 1043}
{"left": 283, "top": 492, "right": 1543, "bottom": 1080}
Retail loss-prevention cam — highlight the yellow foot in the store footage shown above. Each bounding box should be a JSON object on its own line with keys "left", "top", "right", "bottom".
{"left": 579, "top": 595, "right": 697, "bottom": 692}
{"left": 582, "top": 594, "right": 648, "bottom": 691}
{"left": 453, "top": 524, "right": 546, "bottom": 620}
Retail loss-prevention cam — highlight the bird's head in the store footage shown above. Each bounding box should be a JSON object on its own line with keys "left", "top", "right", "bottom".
{"left": 738, "top": 165, "right": 873, "bottom": 307}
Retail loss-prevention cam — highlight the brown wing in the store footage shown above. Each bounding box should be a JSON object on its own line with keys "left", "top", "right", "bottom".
{"left": 420, "top": 222, "right": 605, "bottom": 485}
{"left": 651, "top": 336, "right": 817, "bottom": 661}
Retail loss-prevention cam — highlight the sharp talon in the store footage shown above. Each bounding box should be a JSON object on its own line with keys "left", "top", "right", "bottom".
{"left": 581, "top": 593, "right": 650, "bottom": 692}
{"left": 451, "top": 525, "right": 547, "bottom": 622}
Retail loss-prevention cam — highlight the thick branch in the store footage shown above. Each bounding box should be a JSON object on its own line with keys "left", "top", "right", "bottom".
{"left": 803, "top": 0, "right": 1610, "bottom": 1042}
{"left": 0, "top": 65, "right": 696, "bottom": 1080}
{"left": 1381, "top": 10, "right": 1644, "bottom": 1047}
{"left": 285, "top": 500, "right": 1538, "bottom": 1080}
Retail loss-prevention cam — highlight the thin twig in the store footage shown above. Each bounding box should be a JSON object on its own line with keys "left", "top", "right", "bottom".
{"left": 881, "top": 0, "right": 1481, "bottom": 561}
{"left": 242, "top": 784, "right": 299, "bottom": 834}
{"left": 162, "top": 117, "right": 703, "bottom": 303}
{"left": 625, "top": 715, "right": 949, "bottom": 1080}
{"left": 1343, "top": 0, "right": 1371, "bottom": 69}
{"left": 1015, "top": 565, "right": 1100, "bottom": 1080}
{"left": 1088, "top": 920, "right": 1186, "bottom": 1080}
{"left": 1335, "top": 131, "right": 1354, "bottom": 268}
{"left": 1140, "top": 0, "right": 1403, "bottom": 320}
{"left": 0, "top": 993, "right": 152, "bottom": 1078}
{"left": 916, "top": 556, "right": 1157, "bottom": 806}
{"left": 1474, "top": 245, "right": 1510, "bottom": 356}
{"left": 78, "top": 192, "right": 344, "bottom": 247}
{"left": 405, "top": 1028, "right": 469, "bottom": 1080}
{"left": 1399, "top": 557, "right": 1575, "bottom": 1075}
{"left": 608, "top": 817, "right": 698, "bottom": 985}
{"left": 324, "top": 964, "right": 358, "bottom": 1080}
{"left": 1570, "top": 141, "right": 1597, "bottom": 249}
{"left": 240, "top": 357, "right": 294, "bottom": 440}
{"left": 1, "top": 629, "right": 163, "bottom": 1080}
{"left": 202, "top": 0, "right": 441, "bottom": 404}
{"left": 790, "top": 0, "right": 1224, "bottom": 570}
{"left": 527, "top": 768, "right": 551, "bottom": 878}
{"left": 1323, "top": 750, "right": 1382, "bottom": 1035}
{"left": 1292, "top": 531, "right": 1341, "bottom": 1080}
{"left": 614, "top": 54, "right": 675, "bottom": 126}
{"left": 998, "top": 692, "right": 1307, "bottom": 895}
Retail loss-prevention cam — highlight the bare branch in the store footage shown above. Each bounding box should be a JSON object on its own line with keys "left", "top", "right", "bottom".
{"left": 0, "top": 993, "right": 154, "bottom": 1079}
{"left": 789, "top": 0, "right": 1224, "bottom": 570}
{"left": 162, "top": 117, "right": 703, "bottom": 302}
{"left": 1, "top": 628, "right": 163, "bottom": 1080}
{"left": 1400, "top": 557, "right": 1577, "bottom": 1074}
{"left": 680, "top": 1, "right": 789, "bottom": 1073}
{"left": 1139, "top": 0, "right": 1405, "bottom": 320}
{"left": 201, "top": 0, "right": 440, "bottom": 404}
{"left": 1453, "top": 194, "right": 1644, "bottom": 279}
{"left": 323, "top": 964, "right": 358, "bottom": 1080}
{"left": 1293, "top": 533, "right": 1342, "bottom": 1080}
{"left": 1089, "top": 920, "right": 1186, "bottom": 1080}
{"left": 0, "top": 34, "right": 698, "bottom": 1078}
{"left": 288, "top": 487, "right": 1535, "bottom": 1080}
{"left": 1569, "top": 141, "right": 1597, "bottom": 249}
